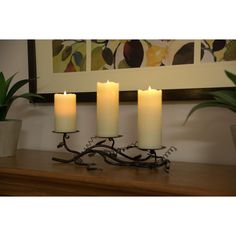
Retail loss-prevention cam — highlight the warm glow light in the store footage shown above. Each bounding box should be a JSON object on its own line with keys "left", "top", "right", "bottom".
{"left": 64, "top": 91, "right": 67, "bottom": 95}
{"left": 107, "top": 80, "right": 110, "bottom": 83}
{"left": 148, "top": 86, "right": 152, "bottom": 90}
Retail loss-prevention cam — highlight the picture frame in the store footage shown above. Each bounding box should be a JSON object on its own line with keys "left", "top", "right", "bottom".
{"left": 28, "top": 40, "right": 236, "bottom": 103}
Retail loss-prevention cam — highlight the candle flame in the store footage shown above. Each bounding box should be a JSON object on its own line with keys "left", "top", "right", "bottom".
{"left": 148, "top": 86, "right": 152, "bottom": 90}
{"left": 107, "top": 80, "right": 110, "bottom": 83}
{"left": 64, "top": 91, "right": 67, "bottom": 95}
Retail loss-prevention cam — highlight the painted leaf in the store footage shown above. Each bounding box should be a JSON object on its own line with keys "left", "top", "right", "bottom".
{"left": 224, "top": 41, "right": 236, "bottom": 61}
{"left": 73, "top": 51, "right": 83, "bottom": 66}
{"left": 212, "top": 40, "right": 226, "bottom": 51}
{"left": 172, "top": 42, "right": 194, "bottom": 65}
{"left": 123, "top": 40, "right": 144, "bottom": 67}
{"left": 53, "top": 40, "right": 64, "bottom": 57}
{"left": 65, "top": 61, "right": 76, "bottom": 72}
{"left": 118, "top": 59, "right": 130, "bottom": 69}
{"left": 102, "top": 47, "right": 113, "bottom": 65}
{"left": 91, "top": 47, "right": 105, "bottom": 71}
{"left": 62, "top": 46, "right": 72, "bottom": 61}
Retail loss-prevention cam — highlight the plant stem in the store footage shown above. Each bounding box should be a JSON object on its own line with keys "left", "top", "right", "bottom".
{"left": 0, "top": 106, "right": 8, "bottom": 121}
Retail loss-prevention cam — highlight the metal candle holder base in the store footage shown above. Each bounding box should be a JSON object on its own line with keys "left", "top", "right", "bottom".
{"left": 52, "top": 131, "right": 175, "bottom": 172}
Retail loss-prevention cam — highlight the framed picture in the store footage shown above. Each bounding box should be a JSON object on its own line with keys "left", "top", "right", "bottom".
{"left": 28, "top": 40, "right": 236, "bottom": 102}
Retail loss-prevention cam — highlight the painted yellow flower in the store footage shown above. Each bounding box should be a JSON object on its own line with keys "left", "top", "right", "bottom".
{"left": 146, "top": 45, "right": 167, "bottom": 66}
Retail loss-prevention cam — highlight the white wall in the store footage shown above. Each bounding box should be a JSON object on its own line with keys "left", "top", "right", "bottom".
{"left": 0, "top": 40, "right": 235, "bottom": 165}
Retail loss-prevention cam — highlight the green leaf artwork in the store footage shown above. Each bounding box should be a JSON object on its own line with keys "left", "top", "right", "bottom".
{"left": 51, "top": 39, "right": 235, "bottom": 73}
{"left": 53, "top": 40, "right": 64, "bottom": 57}
{"left": 62, "top": 46, "right": 72, "bottom": 61}
{"left": 102, "top": 47, "right": 113, "bottom": 65}
{"left": 52, "top": 40, "right": 86, "bottom": 73}
{"left": 91, "top": 40, "right": 194, "bottom": 71}
{"left": 201, "top": 40, "right": 236, "bottom": 63}
{"left": 172, "top": 43, "right": 194, "bottom": 65}
{"left": 91, "top": 46, "right": 106, "bottom": 71}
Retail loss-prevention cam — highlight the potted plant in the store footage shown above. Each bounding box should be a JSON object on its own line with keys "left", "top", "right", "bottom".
{"left": 184, "top": 70, "right": 236, "bottom": 148}
{"left": 0, "top": 72, "right": 42, "bottom": 157}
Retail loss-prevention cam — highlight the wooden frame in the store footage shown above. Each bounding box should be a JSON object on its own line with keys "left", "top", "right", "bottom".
{"left": 28, "top": 40, "right": 234, "bottom": 103}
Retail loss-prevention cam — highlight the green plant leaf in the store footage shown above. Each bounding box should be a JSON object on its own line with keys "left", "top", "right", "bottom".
{"left": 13, "top": 93, "right": 43, "bottom": 100}
{"left": 0, "top": 105, "right": 8, "bottom": 121}
{"left": 9, "top": 93, "right": 44, "bottom": 105}
{"left": 225, "top": 70, "right": 236, "bottom": 85}
{"left": 183, "top": 101, "right": 236, "bottom": 125}
{"left": 0, "top": 72, "right": 6, "bottom": 105}
{"left": 5, "top": 72, "right": 18, "bottom": 93}
{"left": 206, "top": 90, "right": 236, "bottom": 108}
{"left": 5, "top": 79, "right": 29, "bottom": 102}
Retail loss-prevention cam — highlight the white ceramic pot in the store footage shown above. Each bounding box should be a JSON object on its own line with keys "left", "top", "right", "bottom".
{"left": 0, "top": 120, "right": 22, "bottom": 157}
{"left": 231, "top": 125, "right": 236, "bottom": 149}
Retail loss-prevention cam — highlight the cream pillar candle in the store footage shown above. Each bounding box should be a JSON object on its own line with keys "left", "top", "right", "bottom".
{"left": 97, "top": 81, "right": 119, "bottom": 137}
{"left": 138, "top": 87, "right": 162, "bottom": 149}
{"left": 54, "top": 91, "right": 77, "bottom": 132}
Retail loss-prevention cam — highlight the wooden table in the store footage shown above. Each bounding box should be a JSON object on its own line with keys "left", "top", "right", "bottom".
{"left": 0, "top": 149, "right": 236, "bottom": 196}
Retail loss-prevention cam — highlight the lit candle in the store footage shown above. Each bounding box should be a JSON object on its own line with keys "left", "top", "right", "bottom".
{"left": 54, "top": 91, "right": 77, "bottom": 132}
{"left": 97, "top": 80, "right": 119, "bottom": 137}
{"left": 138, "top": 86, "right": 162, "bottom": 149}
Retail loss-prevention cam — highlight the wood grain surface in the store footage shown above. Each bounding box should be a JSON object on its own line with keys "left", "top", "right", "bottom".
{"left": 0, "top": 149, "right": 236, "bottom": 196}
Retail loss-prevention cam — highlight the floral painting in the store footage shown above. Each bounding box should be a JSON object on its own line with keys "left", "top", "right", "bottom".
{"left": 52, "top": 40, "right": 86, "bottom": 73}
{"left": 201, "top": 40, "right": 236, "bottom": 63}
{"left": 91, "top": 40, "right": 194, "bottom": 71}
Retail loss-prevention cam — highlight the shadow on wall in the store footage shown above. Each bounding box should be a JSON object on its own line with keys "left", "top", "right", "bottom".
{"left": 167, "top": 107, "right": 236, "bottom": 164}
{"left": 7, "top": 100, "right": 46, "bottom": 120}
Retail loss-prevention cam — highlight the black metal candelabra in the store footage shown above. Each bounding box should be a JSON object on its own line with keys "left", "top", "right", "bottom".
{"left": 52, "top": 131, "right": 98, "bottom": 170}
{"left": 52, "top": 131, "right": 176, "bottom": 172}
